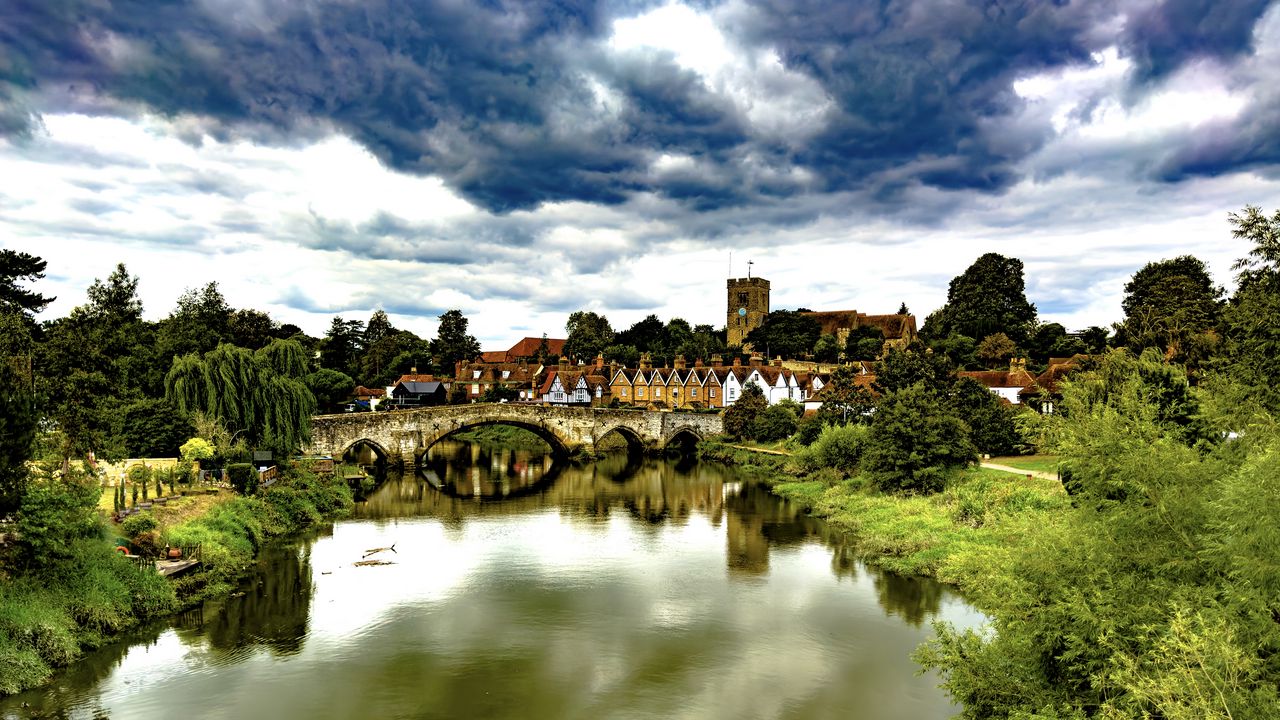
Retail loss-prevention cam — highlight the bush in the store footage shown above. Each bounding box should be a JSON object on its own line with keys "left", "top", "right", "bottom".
{"left": 120, "top": 513, "right": 157, "bottom": 538}
{"left": 863, "top": 383, "right": 976, "bottom": 494}
{"left": 17, "top": 474, "right": 103, "bottom": 565}
{"left": 752, "top": 404, "right": 799, "bottom": 442}
{"left": 226, "top": 463, "right": 258, "bottom": 495}
{"left": 125, "top": 464, "right": 151, "bottom": 486}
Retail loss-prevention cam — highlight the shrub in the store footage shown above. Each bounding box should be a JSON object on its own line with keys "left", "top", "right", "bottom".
{"left": 120, "top": 513, "right": 157, "bottom": 538}
{"left": 179, "top": 437, "right": 214, "bottom": 463}
{"left": 752, "top": 404, "right": 799, "bottom": 442}
{"left": 226, "top": 463, "right": 257, "bottom": 495}
{"left": 863, "top": 383, "right": 976, "bottom": 494}
{"left": 17, "top": 475, "right": 102, "bottom": 565}
{"left": 795, "top": 423, "right": 869, "bottom": 475}
{"left": 794, "top": 415, "right": 825, "bottom": 446}
{"left": 125, "top": 464, "right": 150, "bottom": 485}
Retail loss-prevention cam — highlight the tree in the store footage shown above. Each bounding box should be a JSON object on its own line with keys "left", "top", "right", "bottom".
{"left": 898, "top": 302, "right": 910, "bottom": 315}
{"left": 976, "top": 332, "right": 1018, "bottom": 368}
{"left": 948, "top": 378, "right": 1018, "bottom": 456}
{"left": 616, "top": 315, "right": 666, "bottom": 353}
{"left": 1079, "top": 326, "right": 1110, "bottom": 355}
{"left": 563, "top": 311, "right": 614, "bottom": 362}
{"left": 1026, "top": 322, "right": 1086, "bottom": 364}
{"left": 364, "top": 310, "right": 395, "bottom": 349}
{"left": 752, "top": 403, "right": 799, "bottom": 442}
{"left": 744, "top": 310, "right": 821, "bottom": 360}
{"left": 305, "top": 368, "right": 355, "bottom": 413}
{"left": 816, "top": 366, "right": 877, "bottom": 426}
{"left": 0, "top": 249, "right": 54, "bottom": 315}
{"left": 431, "top": 310, "right": 481, "bottom": 378}
{"left": 227, "top": 308, "right": 278, "bottom": 350}
{"left": 923, "top": 253, "right": 1037, "bottom": 345}
{"left": 1223, "top": 206, "right": 1280, "bottom": 412}
{"left": 723, "top": 383, "right": 768, "bottom": 439}
{"left": 603, "top": 343, "right": 640, "bottom": 367}
{"left": 165, "top": 343, "right": 315, "bottom": 456}
{"left": 320, "top": 316, "right": 364, "bottom": 379}
{"left": 256, "top": 338, "right": 309, "bottom": 379}
{"left": 862, "top": 382, "right": 975, "bottom": 493}
{"left": 844, "top": 325, "right": 887, "bottom": 360}
{"left": 1116, "top": 255, "right": 1223, "bottom": 365}
{"left": 480, "top": 384, "right": 518, "bottom": 403}
{"left": 813, "top": 333, "right": 841, "bottom": 363}
{"left": 158, "top": 282, "right": 233, "bottom": 359}
{"left": 113, "top": 398, "right": 194, "bottom": 459}
{"left": 0, "top": 363, "right": 37, "bottom": 514}
{"left": 874, "top": 343, "right": 956, "bottom": 396}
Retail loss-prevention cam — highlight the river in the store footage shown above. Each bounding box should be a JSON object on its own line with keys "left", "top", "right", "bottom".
{"left": 1, "top": 441, "right": 982, "bottom": 719}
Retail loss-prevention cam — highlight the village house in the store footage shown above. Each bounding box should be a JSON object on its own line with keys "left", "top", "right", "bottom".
{"left": 479, "top": 336, "right": 567, "bottom": 364}
{"left": 958, "top": 358, "right": 1039, "bottom": 404}
{"left": 538, "top": 357, "right": 610, "bottom": 406}
{"left": 454, "top": 359, "right": 542, "bottom": 401}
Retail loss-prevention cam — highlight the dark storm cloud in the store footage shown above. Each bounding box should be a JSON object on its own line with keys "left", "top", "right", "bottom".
{"left": 3, "top": 0, "right": 1278, "bottom": 217}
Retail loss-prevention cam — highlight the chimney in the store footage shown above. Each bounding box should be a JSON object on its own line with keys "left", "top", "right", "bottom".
{"left": 750, "top": 353, "right": 763, "bottom": 367}
{"left": 639, "top": 352, "right": 652, "bottom": 370}
{"left": 773, "top": 356, "right": 783, "bottom": 368}
{"left": 694, "top": 358, "right": 704, "bottom": 368}
{"left": 558, "top": 357, "right": 569, "bottom": 372}
{"left": 410, "top": 366, "right": 417, "bottom": 374}
{"left": 711, "top": 354, "right": 723, "bottom": 368}
{"left": 595, "top": 353, "right": 604, "bottom": 370}
{"left": 674, "top": 354, "right": 686, "bottom": 370}
{"left": 609, "top": 360, "right": 618, "bottom": 378}
{"left": 732, "top": 356, "right": 742, "bottom": 368}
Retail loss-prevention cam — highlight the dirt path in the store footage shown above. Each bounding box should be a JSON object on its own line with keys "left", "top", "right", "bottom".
{"left": 728, "top": 444, "right": 792, "bottom": 456}
{"left": 980, "top": 462, "right": 1058, "bottom": 481}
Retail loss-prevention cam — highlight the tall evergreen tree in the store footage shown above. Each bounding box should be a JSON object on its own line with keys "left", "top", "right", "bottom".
{"left": 431, "top": 310, "right": 481, "bottom": 377}
{"left": 0, "top": 249, "right": 54, "bottom": 315}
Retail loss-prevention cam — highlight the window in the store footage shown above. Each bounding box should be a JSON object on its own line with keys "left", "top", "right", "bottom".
{"left": 595, "top": 386, "right": 602, "bottom": 398}
{"left": 473, "top": 371, "right": 481, "bottom": 379}
{"left": 622, "top": 388, "right": 628, "bottom": 397}
{"left": 502, "top": 371, "right": 510, "bottom": 379}
{"left": 728, "top": 388, "right": 737, "bottom": 400}
{"left": 691, "top": 388, "right": 698, "bottom": 398}
{"left": 656, "top": 387, "right": 662, "bottom": 397}
{"left": 638, "top": 388, "right": 646, "bottom": 398}
{"left": 471, "top": 383, "right": 479, "bottom": 394}
{"left": 710, "top": 388, "right": 717, "bottom": 398}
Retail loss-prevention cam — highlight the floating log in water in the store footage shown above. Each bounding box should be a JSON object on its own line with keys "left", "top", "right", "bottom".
{"left": 353, "top": 559, "right": 394, "bottom": 567}
{"left": 362, "top": 544, "right": 396, "bottom": 558}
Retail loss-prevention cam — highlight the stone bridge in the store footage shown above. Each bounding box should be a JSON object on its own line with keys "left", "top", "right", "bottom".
{"left": 306, "top": 403, "right": 724, "bottom": 465}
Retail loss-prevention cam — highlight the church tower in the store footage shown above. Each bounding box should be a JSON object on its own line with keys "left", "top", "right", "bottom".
{"left": 726, "top": 276, "right": 770, "bottom": 348}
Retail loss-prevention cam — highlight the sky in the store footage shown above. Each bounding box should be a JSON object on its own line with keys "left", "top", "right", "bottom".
{"left": 2, "top": 0, "right": 1279, "bottom": 349}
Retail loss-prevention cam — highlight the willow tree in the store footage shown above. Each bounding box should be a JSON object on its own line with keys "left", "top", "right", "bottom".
{"left": 257, "top": 338, "right": 309, "bottom": 378}
{"left": 165, "top": 342, "right": 316, "bottom": 456}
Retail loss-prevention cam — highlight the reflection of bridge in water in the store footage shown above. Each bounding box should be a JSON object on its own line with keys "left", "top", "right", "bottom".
{"left": 352, "top": 441, "right": 947, "bottom": 624}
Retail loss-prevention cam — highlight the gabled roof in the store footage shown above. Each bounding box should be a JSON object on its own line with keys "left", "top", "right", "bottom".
{"left": 396, "top": 381, "right": 444, "bottom": 395}
{"left": 396, "top": 373, "right": 436, "bottom": 384}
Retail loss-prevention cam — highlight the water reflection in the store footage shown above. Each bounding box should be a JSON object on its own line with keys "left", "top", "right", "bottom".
{"left": 0, "top": 441, "right": 974, "bottom": 720}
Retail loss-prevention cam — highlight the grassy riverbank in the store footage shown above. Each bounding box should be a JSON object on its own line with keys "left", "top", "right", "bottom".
{"left": 699, "top": 438, "right": 1069, "bottom": 589}
{"left": 0, "top": 463, "right": 354, "bottom": 696}
{"left": 449, "top": 424, "right": 553, "bottom": 450}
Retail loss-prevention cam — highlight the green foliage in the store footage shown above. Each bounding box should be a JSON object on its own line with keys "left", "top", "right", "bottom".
{"left": 165, "top": 343, "right": 315, "bottom": 456}
{"left": 794, "top": 423, "right": 869, "bottom": 475}
{"left": 744, "top": 309, "right": 820, "bottom": 360}
{"left": 320, "top": 316, "right": 363, "bottom": 378}
{"left": 874, "top": 343, "right": 957, "bottom": 395}
{"left": 0, "top": 363, "right": 37, "bottom": 514}
{"left": 948, "top": 377, "right": 1019, "bottom": 456}
{"left": 751, "top": 403, "right": 799, "bottom": 442}
{"left": 479, "top": 384, "right": 518, "bottom": 403}
{"left": 863, "top": 383, "right": 976, "bottom": 493}
{"left": 431, "top": 309, "right": 481, "bottom": 377}
{"left": 564, "top": 311, "right": 615, "bottom": 362}
{"left": 16, "top": 473, "right": 103, "bottom": 566}
{"left": 179, "top": 437, "right": 214, "bottom": 462}
{"left": 975, "top": 332, "right": 1017, "bottom": 367}
{"left": 226, "top": 463, "right": 257, "bottom": 495}
{"left": 815, "top": 366, "right": 876, "bottom": 426}
{"left": 113, "top": 398, "right": 193, "bottom": 459}
{"left": 305, "top": 368, "right": 355, "bottom": 413}
{"left": 723, "top": 383, "right": 768, "bottom": 439}
{"left": 844, "top": 325, "right": 889, "bottom": 361}
{"left": 256, "top": 338, "right": 310, "bottom": 379}
{"left": 919, "top": 356, "right": 1280, "bottom": 719}
{"left": 120, "top": 512, "right": 157, "bottom": 538}
{"left": 813, "top": 333, "right": 841, "bottom": 362}
{"left": 1116, "top": 255, "right": 1223, "bottom": 367}
{"left": 0, "top": 249, "right": 53, "bottom": 315}
{"left": 923, "top": 253, "right": 1038, "bottom": 345}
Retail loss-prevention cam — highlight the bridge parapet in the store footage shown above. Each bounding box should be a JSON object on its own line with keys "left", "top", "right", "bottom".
{"left": 307, "top": 404, "right": 724, "bottom": 465}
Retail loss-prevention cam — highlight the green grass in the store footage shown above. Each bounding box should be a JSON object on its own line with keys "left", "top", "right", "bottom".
{"left": 771, "top": 466, "right": 1069, "bottom": 589}
{"left": 986, "top": 454, "right": 1061, "bottom": 474}
{"left": 450, "top": 424, "right": 552, "bottom": 450}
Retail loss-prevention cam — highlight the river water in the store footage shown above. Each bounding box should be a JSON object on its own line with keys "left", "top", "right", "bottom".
{"left": 1, "top": 441, "right": 981, "bottom": 719}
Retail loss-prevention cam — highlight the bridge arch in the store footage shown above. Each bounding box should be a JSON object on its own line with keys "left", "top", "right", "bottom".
{"left": 662, "top": 425, "right": 707, "bottom": 451}
{"left": 595, "top": 424, "right": 646, "bottom": 453}
{"left": 340, "top": 438, "right": 393, "bottom": 464}
{"left": 425, "top": 418, "right": 572, "bottom": 456}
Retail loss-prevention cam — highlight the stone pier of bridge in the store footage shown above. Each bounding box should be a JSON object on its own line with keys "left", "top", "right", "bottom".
{"left": 306, "top": 403, "right": 724, "bottom": 465}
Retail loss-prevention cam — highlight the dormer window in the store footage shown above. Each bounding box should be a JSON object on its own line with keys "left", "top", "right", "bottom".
{"left": 472, "top": 371, "right": 481, "bottom": 379}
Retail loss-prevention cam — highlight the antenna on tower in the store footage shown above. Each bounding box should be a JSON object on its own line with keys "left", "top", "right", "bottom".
{"left": 748, "top": 260, "right": 753, "bottom": 279}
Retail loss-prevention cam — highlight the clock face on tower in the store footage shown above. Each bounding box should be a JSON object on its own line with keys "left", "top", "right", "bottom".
{"left": 738, "top": 307, "right": 746, "bottom": 317}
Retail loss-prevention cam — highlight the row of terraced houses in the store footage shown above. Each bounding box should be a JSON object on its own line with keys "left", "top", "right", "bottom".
{"left": 454, "top": 351, "right": 836, "bottom": 410}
